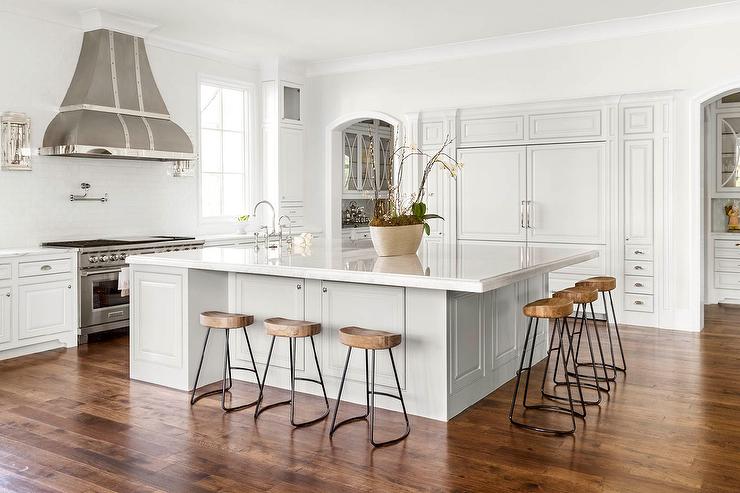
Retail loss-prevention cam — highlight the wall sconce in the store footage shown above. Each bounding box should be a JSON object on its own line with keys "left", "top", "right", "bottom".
{"left": 1, "top": 112, "right": 32, "bottom": 171}
{"left": 169, "top": 159, "right": 196, "bottom": 177}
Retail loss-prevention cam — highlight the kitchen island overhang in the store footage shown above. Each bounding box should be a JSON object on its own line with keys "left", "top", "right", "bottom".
{"left": 127, "top": 241, "right": 598, "bottom": 421}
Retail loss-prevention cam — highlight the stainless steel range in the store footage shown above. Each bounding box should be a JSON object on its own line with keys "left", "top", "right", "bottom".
{"left": 43, "top": 236, "right": 204, "bottom": 343}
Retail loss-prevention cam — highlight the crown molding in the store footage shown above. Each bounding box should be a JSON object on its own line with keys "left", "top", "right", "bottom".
{"left": 79, "top": 8, "right": 158, "bottom": 37}
{"left": 306, "top": 1, "right": 740, "bottom": 77}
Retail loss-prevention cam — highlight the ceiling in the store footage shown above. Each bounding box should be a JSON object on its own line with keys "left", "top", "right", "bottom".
{"left": 3, "top": 0, "right": 735, "bottom": 63}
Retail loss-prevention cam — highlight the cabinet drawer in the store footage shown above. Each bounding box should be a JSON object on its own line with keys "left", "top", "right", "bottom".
{"left": 459, "top": 116, "right": 525, "bottom": 146}
{"left": 715, "top": 272, "right": 740, "bottom": 290}
{"left": 625, "top": 245, "right": 653, "bottom": 261}
{"left": 624, "top": 294, "right": 653, "bottom": 312}
{"left": 624, "top": 260, "right": 653, "bottom": 276}
{"left": 0, "top": 263, "right": 10, "bottom": 281}
{"left": 624, "top": 275, "right": 653, "bottom": 294}
{"left": 18, "top": 259, "right": 72, "bottom": 278}
{"left": 715, "top": 239, "right": 740, "bottom": 250}
{"left": 281, "top": 204, "right": 304, "bottom": 217}
{"left": 715, "top": 258, "right": 740, "bottom": 273}
{"left": 715, "top": 248, "right": 740, "bottom": 259}
{"left": 529, "top": 110, "right": 602, "bottom": 140}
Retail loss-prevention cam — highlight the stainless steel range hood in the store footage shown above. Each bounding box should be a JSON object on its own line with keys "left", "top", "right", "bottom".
{"left": 40, "top": 29, "right": 195, "bottom": 162}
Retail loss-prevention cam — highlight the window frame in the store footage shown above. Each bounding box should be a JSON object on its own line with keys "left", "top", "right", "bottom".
{"left": 196, "top": 75, "right": 256, "bottom": 225}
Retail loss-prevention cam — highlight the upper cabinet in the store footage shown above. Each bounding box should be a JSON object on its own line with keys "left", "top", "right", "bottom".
{"left": 529, "top": 110, "right": 602, "bottom": 141}
{"left": 342, "top": 120, "right": 392, "bottom": 198}
{"left": 717, "top": 114, "right": 740, "bottom": 191}
{"left": 281, "top": 83, "right": 301, "bottom": 124}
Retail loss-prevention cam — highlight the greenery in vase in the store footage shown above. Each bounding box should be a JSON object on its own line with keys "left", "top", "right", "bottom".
{"left": 369, "top": 134, "right": 462, "bottom": 235}
{"left": 236, "top": 214, "right": 250, "bottom": 222}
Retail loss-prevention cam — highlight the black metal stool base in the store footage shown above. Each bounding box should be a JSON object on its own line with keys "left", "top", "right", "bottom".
{"left": 254, "top": 335, "right": 330, "bottom": 427}
{"left": 330, "top": 347, "right": 410, "bottom": 447}
{"left": 509, "top": 317, "right": 585, "bottom": 435}
{"left": 191, "top": 327, "right": 263, "bottom": 413}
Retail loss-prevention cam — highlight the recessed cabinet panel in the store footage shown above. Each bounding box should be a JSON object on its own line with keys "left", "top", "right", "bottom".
{"left": 279, "top": 126, "right": 304, "bottom": 203}
{"left": 624, "top": 106, "right": 654, "bottom": 134}
{"left": 321, "top": 281, "right": 405, "bottom": 388}
{"left": 449, "top": 292, "right": 484, "bottom": 393}
{"left": 458, "top": 116, "right": 524, "bottom": 146}
{"left": 457, "top": 147, "right": 527, "bottom": 241}
{"left": 422, "top": 121, "right": 444, "bottom": 146}
{"left": 0, "top": 264, "right": 10, "bottom": 281}
{"left": 529, "top": 110, "right": 602, "bottom": 140}
{"left": 0, "top": 286, "right": 11, "bottom": 344}
{"left": 234, "top": 274, "right": 306, "bottom": 371}
{"left": 527, "top": 142, "right": 607, "bottom": 244}
{"left": 18, "top": 279, "right": 72, "bottom": 340}
{"left": 624, "top": 140, "right": 654, "bottom": 244}
{"left": 132, "top": 272, "right": 182, "bottom": 367}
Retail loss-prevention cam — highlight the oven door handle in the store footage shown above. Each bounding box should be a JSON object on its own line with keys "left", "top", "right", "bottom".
{"left": 80, "top": 268, "right": 122, "bottom": 276}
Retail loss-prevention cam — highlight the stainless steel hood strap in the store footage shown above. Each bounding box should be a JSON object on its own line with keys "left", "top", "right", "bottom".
{"left": 142, "top": 117, "right": 155, "bottom": 150}
{"left": 117, "top": 114, "right": 131, "bottom": 149}
{"left": 108, "top": 31, "right": 121, "bottom": 110}
{"left": 58, "top": 104, "right": 170, "bottom": 119}
{"left": 134, "top": 38, "right": 145, "bottom": 112}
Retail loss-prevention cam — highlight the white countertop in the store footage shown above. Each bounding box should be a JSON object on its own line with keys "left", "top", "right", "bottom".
{"left": 0, "top": 247, "right": 75, "bottom": 258}
{"left": 127, "top": 240, "right": 598, "bottom": 293}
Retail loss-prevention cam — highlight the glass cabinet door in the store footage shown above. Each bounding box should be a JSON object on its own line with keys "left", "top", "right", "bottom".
{"left": 719, "top": 116, "right": 740, "bottom": 190}
{"left": 343, "top": 132, "right": 358, "bottom": 191}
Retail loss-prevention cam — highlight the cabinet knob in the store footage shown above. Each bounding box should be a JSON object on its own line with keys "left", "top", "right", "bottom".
{"left": 296, "top": 284, "right": 302, "bottom": 290}
{"left": 68, "top": 284, "right": 72, "bottom": 289}
{"left": 5, "top": 292, "right": 9, "bottom": 297}
{"left": 322, "top": 287, "right": 328, "bottom": 293}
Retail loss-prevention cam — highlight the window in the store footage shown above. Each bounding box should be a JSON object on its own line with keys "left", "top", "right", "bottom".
{"left": 199, "top": 80, "right": 251, "bottom": 219}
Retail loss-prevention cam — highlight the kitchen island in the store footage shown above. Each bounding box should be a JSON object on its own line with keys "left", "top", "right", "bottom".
{"left": 126, "top": 240, "right": 597, "bottom": 421}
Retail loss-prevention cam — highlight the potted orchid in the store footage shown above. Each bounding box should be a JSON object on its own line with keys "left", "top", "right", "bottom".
{"left": 369, "top": 134, "right": 462, "bottom": 256}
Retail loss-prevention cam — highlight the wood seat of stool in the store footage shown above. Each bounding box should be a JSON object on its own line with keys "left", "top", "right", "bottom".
{"left": 338, "top": 326, "right": 402, "bottom": 350}
{"left": 553, "top": 286, "right": 598, "bottom": 304}
{"left": 264, "top": 317, "right": 321, "bottom": 338}
{"left": 523, "top": 298, "right": 573, "bottom": 319}
{"left": 200, "top": 311, "right": 254, "bottom": 329}
{"left": 575, "top": 276, "right": 617, "bottom": 292}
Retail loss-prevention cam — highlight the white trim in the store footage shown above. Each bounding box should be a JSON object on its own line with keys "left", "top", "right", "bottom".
{"left": 307, "top": 2, "right": 740, "bottom": 76}
{"left": 196, "top": 75, "right": 256, "bottom": 227}
{"left": 79, "top": 8, "right": 158, "bottom": 37}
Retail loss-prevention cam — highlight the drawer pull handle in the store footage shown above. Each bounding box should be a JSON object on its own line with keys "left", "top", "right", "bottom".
{"left": 634, "top": 300, "right": 644, "bottom": 305}
{"left": 634, "top": 265, "right": 644, "bottom": 270}
{"left": 634, "top": 250, "right": 645, "bottom": 254}
{"left": 40, "top": 265, "right": 52, "bottom": 271}
{"left": 634, "top": 283, "right": 644, "bottom": 287}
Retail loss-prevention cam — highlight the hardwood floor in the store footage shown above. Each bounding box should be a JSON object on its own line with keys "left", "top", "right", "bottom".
{"left": 0, "top": 305, "right": 739, "bottom": 492}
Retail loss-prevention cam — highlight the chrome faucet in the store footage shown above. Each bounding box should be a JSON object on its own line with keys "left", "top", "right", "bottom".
{"left": 253, "top": 200, "right": 276, "bottom": 248}
{"left": 278, "top": 215, "right": 293, "bottom": 246}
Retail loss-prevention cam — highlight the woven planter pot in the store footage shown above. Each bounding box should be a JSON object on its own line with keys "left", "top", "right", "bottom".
{"left": 369, "top": 224, "right": 424, "bottom": 257}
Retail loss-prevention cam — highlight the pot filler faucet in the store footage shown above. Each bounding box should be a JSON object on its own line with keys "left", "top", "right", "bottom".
{"left": 253, "top": 200, "right": 277, "bottom": 248}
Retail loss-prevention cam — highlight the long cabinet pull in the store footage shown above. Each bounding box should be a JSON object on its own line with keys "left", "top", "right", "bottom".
{"left": 520, "top": 201, "right": 526, "bottom": 229}
{"left": 527, "top": 201, "right": 534, "bottom": 229}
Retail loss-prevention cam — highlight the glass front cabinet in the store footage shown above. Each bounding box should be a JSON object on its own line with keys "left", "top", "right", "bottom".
{"left": 718, "top": 115, "right": 740, "bottom": 191}
{"left": 342, "top": 120, "right": 393, "bottom": 197}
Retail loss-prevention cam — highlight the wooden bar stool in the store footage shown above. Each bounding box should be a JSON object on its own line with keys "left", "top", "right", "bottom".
{"left": 254, "top": 318, "right": 330, "bottom": 427}
{"left": 509, "top": 298, "right": 585, "bottom": 435}
{"left": 191, "top": 311, "right": 262, "bottom": 412}
{"left": 330, "top": 326, "right": 410, "bottom": 447}
{"left": 575, "top": 276, "right": 626, "bottom": 375}
{"left": 549, "top": 287, "right": 609, "bottom": 402}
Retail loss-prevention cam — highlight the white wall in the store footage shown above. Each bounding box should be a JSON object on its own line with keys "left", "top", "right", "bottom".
{"left": 0, "top": 11, "right": 258, "bottom": 248}
{"left": 303, "top": 20, "right": 740, "bottom": 330}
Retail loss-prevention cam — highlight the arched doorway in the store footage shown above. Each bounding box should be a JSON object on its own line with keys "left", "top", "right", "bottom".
{"left": 324, "top": 112, "right": 402, "bottom": 241}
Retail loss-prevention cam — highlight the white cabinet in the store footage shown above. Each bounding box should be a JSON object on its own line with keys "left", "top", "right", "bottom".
{"left": 233, "top": 274, "right": 306, "bottom": 371}
{"left": 279, "top": 126, "right": 304, "bottom": 204}
{"left": 321, "top": 281, "right": 405, "bottom": 388}
{"left": 624, "top": 140, "right": 654, "bottom": 244}
{"left": 0, "top": 286, "right": 11, "bottom": 344}
{"left": 527, "top": 142, "right": 606, "bottom": 244}
{"left": 18, "top": 279, "right": 73, "bottom": 340}
{"left": 457, "top": 147, "right": 527, "bottom": 241}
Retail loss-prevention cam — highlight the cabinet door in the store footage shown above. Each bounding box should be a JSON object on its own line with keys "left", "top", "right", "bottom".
{"left": 321, "top": 281, "right": 405, "bottom": 388}
{"left": 233, "top": 274, "right": 306, "bottom": 371}
{"left": 0, "top": 286, "right": 11, "bottom": 344}
{"left": 624, "top": 139, "right": 654, "bottom": 245}
{"left": 279, "top": 126, "right": 304, "bottom": 203}
{"left": 457, "top": 147, "right": 527, "bottom": 241}
{"left": 527, "top": 142, "right": 607, "bottom": 244}
{"left": 18, "top": 279, "right": 72, "bottom": 340}
{"left": 424, "top": 160, "right": 446, "bottom": 237}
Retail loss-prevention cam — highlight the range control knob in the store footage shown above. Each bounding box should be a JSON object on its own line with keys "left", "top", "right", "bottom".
{"left": 109, "top": 254, "right": 119, "bottom": 261}
{"left": 119, "top": 253, "right": 127, "bottom": 260}
{"left": 99, "top": 255, "right": 109, "bottom": 262}
{"left": 88, "top": 256, "right": 98, "bottom": 263}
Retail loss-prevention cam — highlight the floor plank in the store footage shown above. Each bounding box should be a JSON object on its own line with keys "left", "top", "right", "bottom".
{"left": 0, "top": 305, "right": 738, "bottom": 492}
